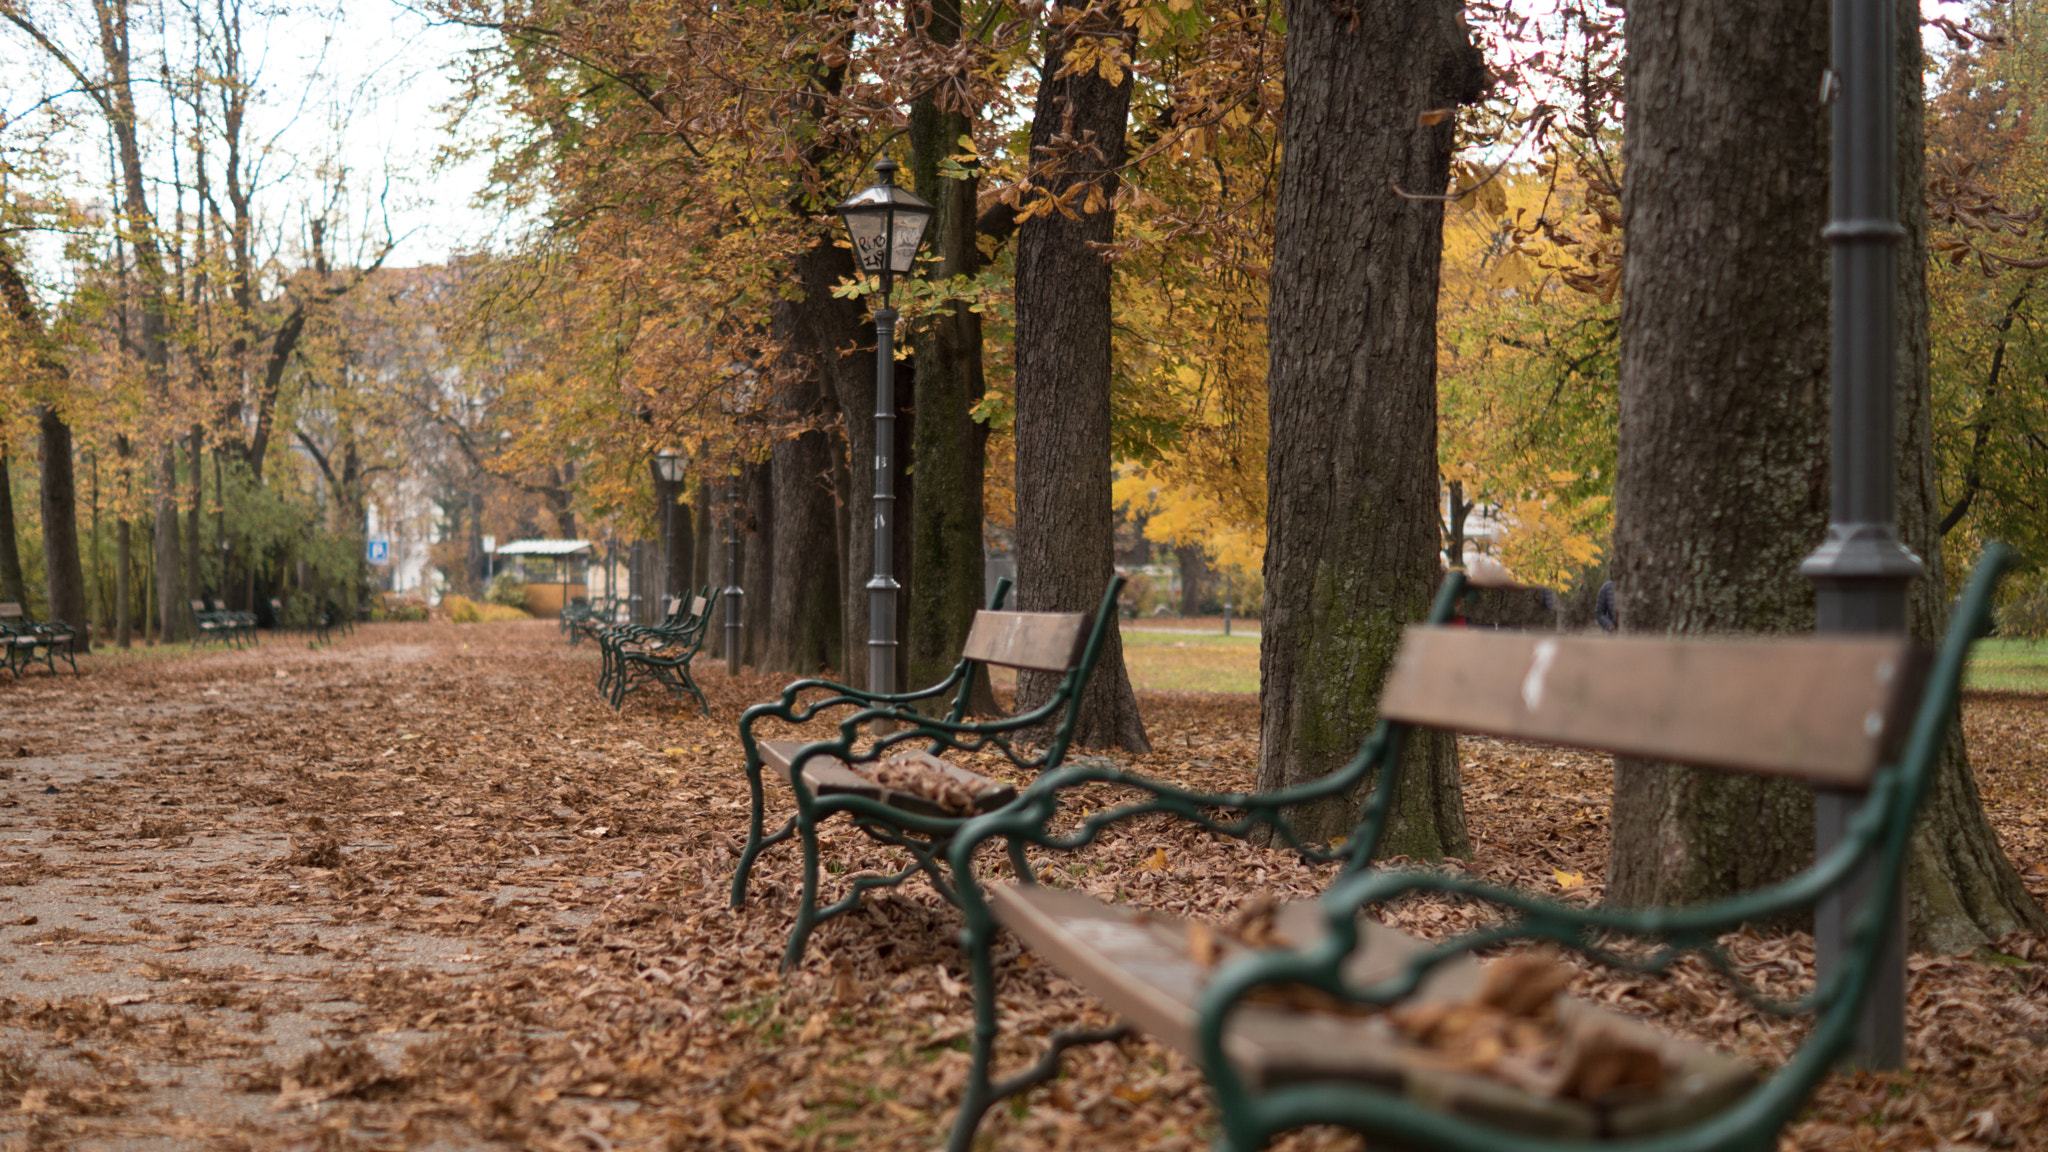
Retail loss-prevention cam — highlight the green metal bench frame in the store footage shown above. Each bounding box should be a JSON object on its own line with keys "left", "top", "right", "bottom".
{"left": 593, "top": 594, "right": 695, "bottom": 699}
{"left": 731, "top": 575, "right": 1124, "bottom": 972}
{"left": 608, "top": 592, "right": 714, "bottom": 714}
{"left": 599, "top": 591, "right": 713, "bottom": 713}
{"left": 1, "top": 602, "right": 79, "bottom": 677}
{"left": 936, "top": 549, "right": 2008, "bottom": 1152}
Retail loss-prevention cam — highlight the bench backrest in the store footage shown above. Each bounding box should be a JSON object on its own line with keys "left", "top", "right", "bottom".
{"left": 1379, "top": 628, "right": 1926, "bottom": 789}
{"left": 0, "top": 603, "right": 20, "bottom": 623}
{"left": 961, "top": 610, "right": 1091, "bottom": 672}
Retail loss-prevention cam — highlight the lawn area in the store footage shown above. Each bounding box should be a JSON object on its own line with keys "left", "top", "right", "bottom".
{"left": 1967, "top": 637, "right": 2048, "bottom": 692}
{"left": 1120, "top": 628, "right": 2048, "bottom": 696}
{"left": 1119, "top": 626, "right": 1261, "bottom": 693}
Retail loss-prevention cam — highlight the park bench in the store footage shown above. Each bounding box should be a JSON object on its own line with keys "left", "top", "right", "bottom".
{"left": 268, "top": 596, "right": 332, "bottom": 643}
{"left": 934, "top": 551, "right": 2007, "bottom": 1152}
{"left": 213, "top": 599, "right": 258, "bottom": 644}
{"left": 0, "top": 602, "right": 79, "bottom": 678}
{"left": 190, "top": 599, "right": 241, "bottom": 646}
{"left": 568, "top": 593, "right": 626, "bottom": 648}
{"left": 591, "top": 593, "right": 696, "bottom": 699}
{"left": 560, "top": 595, "right": 594, "bottom": 643}
{"left": 604, "top": 592, "right": 714, "bottom": 713}
{"left": 732, "top": 575, "right": 1124, "bottom": 972}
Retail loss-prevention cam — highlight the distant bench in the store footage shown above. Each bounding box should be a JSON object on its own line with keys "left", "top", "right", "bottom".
{"left": 933, "top": 553, "right": 2006, "bottom": 1152}
{"left": 0, "top": 602, "right": 78, "bottom": 677}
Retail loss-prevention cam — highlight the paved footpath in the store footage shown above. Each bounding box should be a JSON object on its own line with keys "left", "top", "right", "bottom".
{"left": 0, "top": 621, "right": 716, "bottom": 1150}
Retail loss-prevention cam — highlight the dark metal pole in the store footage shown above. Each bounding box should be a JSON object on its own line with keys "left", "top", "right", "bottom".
{"left": 869, "top": 291, "right": 900, "bottom": 699}
{"left": 724, "top": 470, "right": 743, "bottom": 675}
{"left": 1802, "top": 0, "right": 1922, "bottom": 1070}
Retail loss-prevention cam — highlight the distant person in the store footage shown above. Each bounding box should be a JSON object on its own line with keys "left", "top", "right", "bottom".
{"left": 1596, "top": 580, "right": 1617, "bottom": 633}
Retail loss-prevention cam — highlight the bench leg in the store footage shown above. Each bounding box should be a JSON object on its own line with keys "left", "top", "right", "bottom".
{"left": 947, "top": 908, "right": 1130, "bottom": 1152}
{"left": 732, "top": 751, "right": 794, "bottom": 910}
{"left": 781, "top": 815, "right": 826, "bottom": 973}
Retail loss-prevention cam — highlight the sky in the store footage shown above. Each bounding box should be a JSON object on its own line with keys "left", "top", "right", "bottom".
{"left": 0, "top": 0, "right": 514, "bottom": 279}
{"left": 0, "top": 0, "right": 1996, "bottom": 282}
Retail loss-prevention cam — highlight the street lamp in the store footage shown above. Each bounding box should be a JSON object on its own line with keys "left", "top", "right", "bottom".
{"left": 654, "top": 447, "right": 689, "bottom": 612}
{"left": 1800, "top": 0, "right": 1922, "bottom": 1070}
{"left": 833, "top": 157, "right": 934, "bottom": 698}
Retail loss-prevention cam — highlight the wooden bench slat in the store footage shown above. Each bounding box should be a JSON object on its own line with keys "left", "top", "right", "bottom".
{"left": 989, "top": 884, "right": 1754, "bottom": 1138}
{"left": 961, "top": 610, "right": 1089, "bottom": 672}
{"left": 760, "top": 741, "right": 1017, "bottom": 819}
{"left": 1379, "top": 628, "right": 1926, "bottom": 788}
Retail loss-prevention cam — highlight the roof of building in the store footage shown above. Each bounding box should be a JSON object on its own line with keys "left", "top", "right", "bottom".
{"left": 493, "top": 539, "right": 593, "bottom": 557}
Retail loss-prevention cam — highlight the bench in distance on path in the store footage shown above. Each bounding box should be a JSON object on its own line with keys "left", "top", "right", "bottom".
{"left": 0, "top": 602, "right": 79, "bottom": 677}
{"left": 603, "top": 592, "right": 713, "bottom": 714}
{"left": 940, "top": 551, "right": 2006, "bottom": 1152}
{"left": 731, "top": 575, "right": 1123, "bottom": 973}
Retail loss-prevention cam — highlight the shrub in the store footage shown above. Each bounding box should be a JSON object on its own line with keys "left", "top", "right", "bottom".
{"left": 442, "top": 594, "right": 528, "bottom": 624}
{"left": 486, "top": 572, "right": 528, "bottom": 608}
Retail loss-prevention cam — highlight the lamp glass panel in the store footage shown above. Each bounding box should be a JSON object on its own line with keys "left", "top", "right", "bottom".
{"left": 888, "top": 208, "right": 932, "bottom": 273}
{"left": 842, "top": 210, "right": 891, "bottom": 273}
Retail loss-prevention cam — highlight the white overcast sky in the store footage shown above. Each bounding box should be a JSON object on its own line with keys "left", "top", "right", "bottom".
{"left": 0, "top": 0, "right": 1990, "bottom": 281}
{"left": 1, "top": 0, "right": 511, "bottom": 277}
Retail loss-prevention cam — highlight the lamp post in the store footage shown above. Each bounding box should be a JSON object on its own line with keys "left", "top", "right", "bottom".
{"left": 834, "top": 158, "right": 934, "bottom": 697}
{"left": 1801, "top": 0, "right": 1921, "bottom": 1070}
{"left": 654, "top": 447, "right": 689, "bottom": 612}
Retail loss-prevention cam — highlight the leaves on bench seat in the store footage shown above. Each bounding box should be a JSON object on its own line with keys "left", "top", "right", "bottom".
{"left": 853, "top": 753, "right": 997, "bottom": 817}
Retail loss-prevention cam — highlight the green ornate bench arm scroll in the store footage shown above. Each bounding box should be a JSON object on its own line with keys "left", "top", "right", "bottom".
{"left": 935, "top": 576, "right": 1464, "bottom": 1152}
{"left": 730, "top": 576, "right": 1124, "bottom": 974}
{"left": 1191, "top": 546, "right": 2009, "bottom": 1152}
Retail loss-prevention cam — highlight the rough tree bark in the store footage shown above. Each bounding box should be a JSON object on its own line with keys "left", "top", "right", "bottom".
{"left": 1176, "top": 542, "right": 1211, "bottom": 618}
{"left": 1607, "top": 0, "right": 1833, "bottom": 909}
{"left": 0, "top": 452, "right": 25, "bottom": 608}
{"left": 1, "top": 242, "right": 89, "bottom": 645}
{"left": 1012, "top": 1, "right": 1149, "bottom": 751}
{"left": 906, "top": 0, "right": 996, "bottom": 707}
{"left": 741, "top": 459, "right": 775, "bottom": 669}
{"left": 790, "top": 227, "right": 888, "bottom": 688}
{"left": 762, "top": 380, "right": 842, "bottom": 675}
{"left": 1888, "top": 0, "right": 2048, "bottom": 949}
{"left": 1256, "top": 0, "right": 1486, "bottom": 853}
{"left": 39, "top": 406, "right": 89, "bottom": 647}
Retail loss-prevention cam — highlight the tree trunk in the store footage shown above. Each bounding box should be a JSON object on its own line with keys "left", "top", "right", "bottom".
{"left": 1888, "top": 0, "right": 2048, "bottom": 949}
{"left": 116, "top": 437, "right": 132, "bottom": 648}
{"left": 0, "top": 245, "right": 88, "bottom": 640}
{"left": 906, "top": 0, "right": 995, "bottom": 706}
{"left": 1607, "top": 0, "right": 1832, "bottom": 909}
{"left": 0, "top": 450, "right": 25, "bottom": 608}
{"left": 186, "top": 425, "right": 202, "bottom": 600}
{"left": 763, "top": 263, "right": 845, "bottom": 675}
{"left": 693, "top": 475, "right": 715, "bottom": 595}
{"left": 1256, "top": 0, "right": 1485, "bottom": 853}
{"left": 1012, "top": 4, "right": 1149, "bottom": 751}
{"left": 1176, "top": 543, "right": 1211, "bottom": 618}
{"left": 39, "top": 406, "right": 90, "bottom": 649}
{"left": 741, "top": 458, "right": 775, "bottom": 669}
{"left": 155, "top": 448, "right": 183, "bottom": 643}
{"left": 789, "top": 234, "right": 882, "bottom": 687}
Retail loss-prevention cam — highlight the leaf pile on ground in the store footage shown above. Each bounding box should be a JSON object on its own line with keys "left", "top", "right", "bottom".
{"left": 0, "top": 619, "right": 2039, "bottom": 1150}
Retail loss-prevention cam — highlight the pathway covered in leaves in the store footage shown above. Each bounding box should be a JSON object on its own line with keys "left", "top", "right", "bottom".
{"left": 0, "top": 621, "right": 2043, "bottom": 1150}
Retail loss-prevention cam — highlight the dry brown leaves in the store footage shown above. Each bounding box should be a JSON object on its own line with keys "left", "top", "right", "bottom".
{"left": 0, "top": 625, "right": 2038, "bottom": 1150}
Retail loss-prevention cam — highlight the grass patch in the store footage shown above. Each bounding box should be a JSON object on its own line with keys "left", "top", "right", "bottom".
{"left": 1118, "top": 628, "right": 1260, "bottom": 694}
{"left": 1967, "top": 638, "right": 2048, "bottom": 692}
{"left": 1052, "top": 626, "right": 2048, "bottom": 699}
